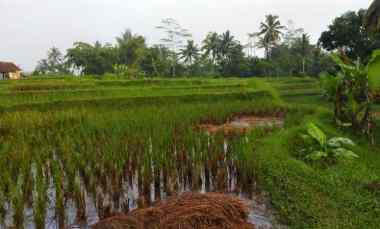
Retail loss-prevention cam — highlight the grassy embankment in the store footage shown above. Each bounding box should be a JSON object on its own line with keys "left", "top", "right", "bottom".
{"left": 252, "top": 77, "right": 380, "bottom": 228}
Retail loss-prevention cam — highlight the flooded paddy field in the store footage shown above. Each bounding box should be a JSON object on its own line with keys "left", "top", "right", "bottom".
{"left": 0, "top": 78, "right": 286, "bottom": 228}
{"left": 1, "top": 110, "right": 285, "bottom": 229}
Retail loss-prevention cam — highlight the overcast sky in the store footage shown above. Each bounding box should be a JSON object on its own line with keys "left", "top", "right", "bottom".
{"left": 0, "top": 0, "right": 372, "bottom": 71}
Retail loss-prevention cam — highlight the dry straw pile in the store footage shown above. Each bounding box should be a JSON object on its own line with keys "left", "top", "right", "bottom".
{"left": 93, "top": 192, "right": 255, "bottom": 229}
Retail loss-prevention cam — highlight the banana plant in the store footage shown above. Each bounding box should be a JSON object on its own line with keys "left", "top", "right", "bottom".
{"left": 320, "top": 50, "right": 380, "bottom": 142}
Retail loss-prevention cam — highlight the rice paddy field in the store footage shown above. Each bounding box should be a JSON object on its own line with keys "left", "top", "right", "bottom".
{"left": 0, "top": 77, "right": 380, "bottom": 229}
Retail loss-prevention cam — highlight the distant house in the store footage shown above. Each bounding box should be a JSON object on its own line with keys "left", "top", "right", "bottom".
{"left": 0, "top": 62, "right": 22, "bottom": 80}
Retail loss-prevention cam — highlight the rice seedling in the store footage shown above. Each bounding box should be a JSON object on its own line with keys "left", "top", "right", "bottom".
{"left": 32, "top": 162, "right": 48, "bottom": 229}
{"left": 0, "top": 78, "right": 284, "bottom": 227}
{"left": 11, "top": 174, "right": 25, "bottom": 228}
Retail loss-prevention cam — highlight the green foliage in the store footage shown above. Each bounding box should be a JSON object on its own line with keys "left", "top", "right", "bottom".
{"left": 140, "top": 45, "right": 172, "bottom": 77}
{"left": 66, "top": 42, "right": 117, "bottom": 75}
{"left": 368, "top": 50, "right": 380, "bottom": 90}
{"left": 319, "top": 9, "right": 380, "bottom": 61}
{"left": 306, "top": 122, "right": 327, "bottom": 146}
{"left": 257, "top": 22, "right": 333, "bottom": 77}
{"left": 365, "top": 0, "right": 380, "bottom": 32}
{"left": 321, "top": 52, "right": 378, "bottom": 138}
{"left": 300, "top": 122, "right": 358, "bottom": 162}
{"left": 116, "top": 30, "right": 147, "bottom": 69}
{"left": 256, "top": 14, "right": 285, "bottom": 59}
{"left": 113, "top": 64, "right": 129, "bottom": 77}
{"left": 320, "top": 72, "right": 339, "bottom": 100}
{"left": 35, "top": 16, "right": 335, "bottom": 78}
{"left": 35, "top": 47, "right": 70, "bottom": 75}
{"left": 180, "top": 40, "right": 199, "bottom": 65}
{"left": 249, "top": 80, "right": 380, "bottom": 228}
{"left": 200, "top": 30, "right": 248, "bottom": 77}
{"left": 254, "top": 117, "right": 380, "bottom": 228}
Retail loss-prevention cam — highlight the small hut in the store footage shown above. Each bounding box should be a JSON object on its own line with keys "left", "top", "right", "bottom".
{"left": 0, "top": 62, "right": 22, "bottom": 80}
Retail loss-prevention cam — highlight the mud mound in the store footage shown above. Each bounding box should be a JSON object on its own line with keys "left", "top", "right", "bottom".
{"left": 92, "top": 192, "right": 255, "bottom": 229}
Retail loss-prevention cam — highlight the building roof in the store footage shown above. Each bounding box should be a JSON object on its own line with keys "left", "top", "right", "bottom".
{"left": 0, "top": 62, "right": 21, "bottom": 73}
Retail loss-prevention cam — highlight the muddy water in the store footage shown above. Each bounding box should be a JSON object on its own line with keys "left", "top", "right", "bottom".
{"left": 1, "top": 115, "right": 285, "bottom": 229}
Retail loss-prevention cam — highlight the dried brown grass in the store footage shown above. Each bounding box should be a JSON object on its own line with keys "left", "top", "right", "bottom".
{"left": 92, "top": 192, "right": 254, "bottom": 229}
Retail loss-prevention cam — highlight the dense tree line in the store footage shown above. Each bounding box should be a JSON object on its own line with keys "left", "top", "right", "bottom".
{"left": 35, "top": 10, "right": 376, "bottom": 78}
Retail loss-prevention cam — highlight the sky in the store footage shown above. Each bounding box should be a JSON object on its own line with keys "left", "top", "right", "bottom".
{"left": 0, "top": 0, "right": 372, "bottom": 71}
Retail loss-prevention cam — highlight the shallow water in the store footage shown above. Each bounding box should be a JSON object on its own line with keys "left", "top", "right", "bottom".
{"left": 1, "top": 115, "right": 285, "bottom": 229}
{"left": 2, "top": 165, "right": 281, "bottom": 229}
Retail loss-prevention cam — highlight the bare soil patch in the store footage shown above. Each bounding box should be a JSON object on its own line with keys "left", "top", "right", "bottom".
{"left": 197, "top": 114, "right": 284, "bottom": 135}
{"left": 92, "top": 192, "right": 255, "bottom": 229}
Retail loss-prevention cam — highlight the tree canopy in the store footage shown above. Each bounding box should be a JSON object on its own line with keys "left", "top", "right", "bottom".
{"left": 319, "top": 9, "right": 380, "bottom": 61}
{"left": 366, "top": 0, "right": 380, "bottom": 32}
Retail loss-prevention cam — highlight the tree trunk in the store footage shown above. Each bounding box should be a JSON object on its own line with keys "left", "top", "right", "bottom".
{"left": 302, "top": 58, "right": 306, "bottom": 74}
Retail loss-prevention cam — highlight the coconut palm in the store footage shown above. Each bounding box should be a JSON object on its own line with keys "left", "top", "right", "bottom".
{"left": 366, "top": 0, "right": 380, "bottom": 31}
{"left": 257, "top": 15, "right": 285, "bottom": 59}
{"left": 219, "top": 30, "right": 235, "bottom": 58}
{"left": 202, "top": 32, "right": 220, "bottom": 63}
{"left": 116, "top": 29, "right": 133, "bottom": 46}
{"left": 255, "top": 36, "right": 271, "bottom": 58}
{"left": 180, "top": 40, "right": 199, "bottom": 65}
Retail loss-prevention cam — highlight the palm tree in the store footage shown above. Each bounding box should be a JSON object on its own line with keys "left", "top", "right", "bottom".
{"left": 202, "top": 32, "right": 220, "bottom": 63}
{"left": 257, "top": 15, "right": 285, "bottom": 59}
{"left": 255, "top": 36, "right": 270, "bottom": 58}
{"left": 366, "top": 0, "right": 380, "bottom": 31}
{"left": 300, "top": 33, "right": 311, "bottom": 74}
{"left": 219, "top": 30, "right": 234, "bottom": 58}
{"left": 116, "top": 29, "right": 133, "bottom": 46}
{"left": 180, "top": 40, "right": 199, "bottom": 65}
